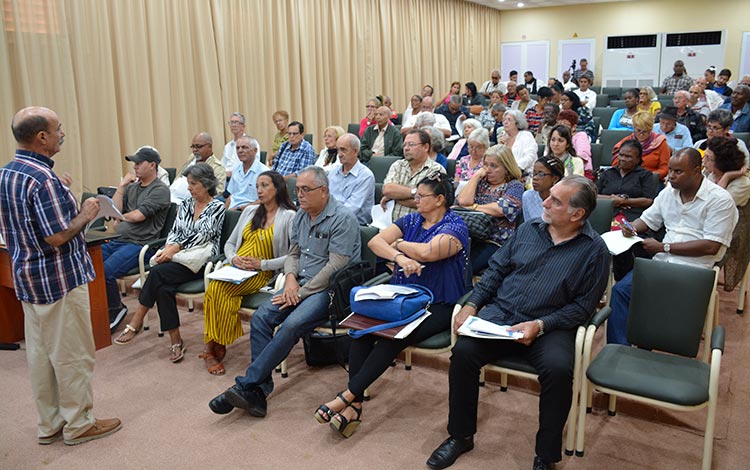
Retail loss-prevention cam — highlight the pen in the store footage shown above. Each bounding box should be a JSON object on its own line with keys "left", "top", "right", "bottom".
{"left": 397, "top": 265, "right": 426, "bottom": 272}
{"left": 621, "top": 219, "right": 636, "bottom": 232}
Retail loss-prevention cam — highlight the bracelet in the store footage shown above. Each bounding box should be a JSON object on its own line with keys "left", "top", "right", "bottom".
{"left": 465, "top": 301, "right": 478, "bottom": 309}
{"left": 393, "top": 252, "right": 404, "bottom": 262}
{"left": 472, "top": 203, "right": 478, "bottom": 210}
{"left": 394, "top": 238, "right": 403, "bottom": 251}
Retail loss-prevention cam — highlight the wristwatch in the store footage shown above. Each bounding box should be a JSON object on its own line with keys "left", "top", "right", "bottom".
{"left": 535, "top": 319, "right": 545, "bottom": 338}
{"left": 663, "top": 243, "right": 671, "bottom": 253}
{"left": 410, "top": 187, "right": 417, "bottom": 198}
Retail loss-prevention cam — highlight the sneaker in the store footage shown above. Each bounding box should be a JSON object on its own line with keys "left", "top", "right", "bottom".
{"left": 109, "top": 304, "right": 128, "bottom": 333}
{"left": 64, "top": 418, "right": 122, "bottom": 446}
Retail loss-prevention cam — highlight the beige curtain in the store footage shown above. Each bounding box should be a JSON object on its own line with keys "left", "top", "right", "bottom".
{"left": 1, "top": 0, "right": 502, "bottom": 195}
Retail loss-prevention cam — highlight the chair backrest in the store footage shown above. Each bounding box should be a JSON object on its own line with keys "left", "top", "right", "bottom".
{"left": 590, "top": 143, "right": 604, "bottom": 171}
{"left": 304, "top": 133, "right": 313, "bottom": 146}
{"left": 374, "top": 183, "right": 383, "bottom": 205}
{"left": 732, "top": 132, "right": 750, "bottom": 147}
{"left": 592, "top": 107, "right": 618, "bottom": 130}
{"left": 657, "top": 94, "right": 673, "bottom": 101}
{"left": 368, "top": 156, "right": 401, "bottom": 183}
{"left": 160, "top": 203, "right": 178, "bottom": 238}
{"left": 446, "top": 158, "right": 457, "bottom": 179}
{"left": 588, "top": 197, "right": 613, "bottom": 235}
{"left": 628, "top": 258, "right": 716, "bottom": 357}
{"left": 219, "top": 209, "right": 242, "bottom": 250}
{"left": 286, "top": 177, "right": 298, "bottom": 205}
{"left": 602, "top": 87, "right": 622, "bottom": 100}
{"left": 537, "top": 144, "right": 545, "bottom": 158}
{"left": 165, "top": 167, "right": 177, "bottom": 184}
{"left": 600, "top": 129, "right": 632, "bottom": 161}
{"left": 609, "top": 100, "right": 626, "bottom": 109}
{"left": 359, "top": 225, "right": 380, "bottom": 268}
{"left": 259, "top": 151, "right": 267, "bottom": 164}
{"left": 596, "top": 94, "right": 610, "bottom": 107}
{"left": 657, "top": 100, "right": 672, "bottom": 112}
{"left": 347, "top": 123, "right": 360, "bottom": 136}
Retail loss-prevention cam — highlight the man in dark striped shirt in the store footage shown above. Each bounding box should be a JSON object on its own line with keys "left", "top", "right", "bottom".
{"left": 427, "top": 175, "right": 609, "bottom": 470}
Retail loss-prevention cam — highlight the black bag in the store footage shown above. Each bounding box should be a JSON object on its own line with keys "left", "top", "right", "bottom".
{"left": 302, "top": 331, "right": 352, "bottom": 367}
{"left": 452, "top": 207, "right": 494, "bottom": 240}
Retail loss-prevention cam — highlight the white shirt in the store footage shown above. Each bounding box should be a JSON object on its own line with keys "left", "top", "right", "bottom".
{"left": 402, "top": 112, "right": 451, "bottom": 134}
{"left": 223, "top": 136, "right": 246, "bottom": 172}
{"left": 640, "top": 178, "right": 738, "bottom": 269}
{"left": 480, "top": 79, "right": 507, "bottom": 96}
{"left": 170, "top": 161, "right": 195, "bottom": 203}
{"left": 574, "top": 89, "right": 597, "bottom": 111}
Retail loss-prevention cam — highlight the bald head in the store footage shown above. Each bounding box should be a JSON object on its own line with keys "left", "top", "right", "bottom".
{"left": 191, "top": 132, "right": 213, "bottom": 161}
{"left": 420, "top": 96, "right": 435, "bottom": 112}
{"left": 375, "top": 106, "right": 391, "bottom": 127}
{"left": 12, "top": 106, "right": 64, "bottom": 157}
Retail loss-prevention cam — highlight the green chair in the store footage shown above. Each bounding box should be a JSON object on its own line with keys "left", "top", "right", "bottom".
{"left": 595, "top": 94, "right": 610, "bottom": 107}
{"left": 259, "top": 151, "right": 267, "bottom": 164}
{"left": 589, "top": 85, "right": 601, "bottom": 94}
{"left": 165, "top": 167, "right": 177, "bottom": 184}
{"left": 347, "top": 123, "right": 360, "bottom": 136}
{"left": 374, "top": 183, "right": 383, "bottom": 206}
{"left": 590, "top": 143, "right": 604, "bottom": 171}
{"left": 576, "top": 259, "right": 722, "bottom": 470}
{"left": 304, "top": 134, "right": 313, "bottom": 146}
{"left": 588, "top": 198, "right": 614, "bottom": 235}
{"left": 602, "top": 87, "right": 622, "bottom": 100}
{"left": 732, "top": 132, "right": 750, "bottom": 148}
{"left": 609, "top": 100, "right": 626, "bottom": 109}
{"left": 592, "top": 107, "right": 618, "bottom": 131}
{"left": 446, "top": 158, "right": 457, "bottom": 180}
{"left": 599, "top": 129, "right": 632, "bottom": 162}
{"left": 367, "top": 156, "right": 401, "bottom": 183}
{"left": 537, "top": 144, "right": 545, "bottom": 158}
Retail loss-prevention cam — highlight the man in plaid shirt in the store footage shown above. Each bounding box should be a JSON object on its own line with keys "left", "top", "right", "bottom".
{"left": 661, "top": 60, "right": 694, "bottom": 95}
{"left": 271, "top": 120, "right": 316, "bottom": 180}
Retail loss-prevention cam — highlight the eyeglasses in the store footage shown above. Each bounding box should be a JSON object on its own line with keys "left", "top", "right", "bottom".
{"left": 236, "top": 145, "right": 253, "bottom": 150}
{"left": 228, "top": 120, "right": 244, "bottom": 126}
{"left": 706, "top": 124, "right": 725, "bottom": 132}
{"left": 468, "top": 145, "right": 485, "bottom": 152}
{"left": 404, "top": 141, "right": 426, "bottom": 148}
{"left": 294, "top": 185, "right": 323, "bottom": 196}
{"left": 414, "top": 193, "right": 436, "bottom": 202}
{"left": 190, "top": 143, "right": 208, "bottom": 150}
{"left": 288, "top": 131, "right": 301, "bottom": 136}
{"left": 532, "top": 172, "right": 553, "bottom": 179}
{"left": 633, "top": 128, "right": 650, "bottom": 135}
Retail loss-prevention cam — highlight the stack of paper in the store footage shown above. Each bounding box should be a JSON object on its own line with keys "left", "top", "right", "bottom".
{"left": 458, "top": 316, "right": 524, "bottom": 340}
{"left": 353, "top": 284, "right": 418, "bottom": 301}
{"left": 600, "top": 230, "right": 643, "bottom": 255}
{"left": 206, "top": 266, "right": 258, "bottom": 284}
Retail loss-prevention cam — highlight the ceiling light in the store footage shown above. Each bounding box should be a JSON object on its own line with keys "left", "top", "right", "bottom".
{"left": 517, "top": 2, "right": 524, "bottom": 6}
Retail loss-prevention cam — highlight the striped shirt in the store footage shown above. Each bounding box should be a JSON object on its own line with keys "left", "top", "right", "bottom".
{"left": 469, "top": 218, "right": 609, "bottom": 332}
{"left": 0, "top": 150, "right": 95, "bottom": 304}
{"left": 166, "top": 198, "right": 226, "bottom": 259}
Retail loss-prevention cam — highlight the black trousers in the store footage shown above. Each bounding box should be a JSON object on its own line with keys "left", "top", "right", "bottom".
{"left": 347, "top": 303, "right": 453, "bottom": 401}
{"left": 447, "top": 328, "right": 576, "bottom": 463}
{"left": 138, "top": 261, "right": 203, "bottom": 332}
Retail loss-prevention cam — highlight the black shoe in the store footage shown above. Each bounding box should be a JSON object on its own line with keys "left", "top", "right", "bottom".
{"left": 224, "top": 384, "right": 267, "bottom": 417}
{"left": 533, "top": 456, "right": 556, "bottom": 470}
{"left": 426, "top": 436, "right": 474, "bottom": 470}
{"left": 109, "top": 304, "right": 128, "bottom": 333}
{"left": 208, "top": 392, "right": 234, "bottom": 415}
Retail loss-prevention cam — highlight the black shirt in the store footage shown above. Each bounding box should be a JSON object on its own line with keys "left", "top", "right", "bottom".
{"left": 597, "top": 166, "right": 659, "bottom": 221}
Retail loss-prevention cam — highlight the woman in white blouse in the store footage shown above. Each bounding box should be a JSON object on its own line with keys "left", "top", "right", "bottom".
{"left": 314, "top": 126, "right": 345, "bottom": 171}
{"left": 498, "top": 109, "right": 537, "bottom": 176}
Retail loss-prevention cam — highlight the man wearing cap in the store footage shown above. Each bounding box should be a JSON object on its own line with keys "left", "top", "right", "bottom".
{"left": 103, "top": 146, "right": 170, "bottom": 331}
{"left": 171, "top": 132, "right": 226, "bottom": 203}
{"left": 655, "top": 106, "right": 694, "bottom": 151}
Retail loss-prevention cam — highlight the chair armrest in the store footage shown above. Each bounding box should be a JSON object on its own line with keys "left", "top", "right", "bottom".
{"left": 363, "top": 272, "right": 392, "bottom": 286}
{"left": 588, "top": 306, "right": 611, "bottom": 328}
{"left": 711, "top": 325, "right": 725, "bottom": 352}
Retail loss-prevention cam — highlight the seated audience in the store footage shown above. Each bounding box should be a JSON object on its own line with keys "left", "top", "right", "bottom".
{"left": 448, "top": 118, "right": 482, "bottom": 161}
{"left": 608, "top": 148, "right": 737, "bottom": 345}
{"left": 359, "top": 98, "right": 382, "bottom": 137}
{"left": 694, "top": 109, "right": 750, "bottom": 163}
{"left": 510, "top": 85, "right": 537, "bottom": 113}
{"left": 401, "top": 96, "right": 451, "bottom": 137}
{"left": 608, "top": 88, "right": 640, "bottom": 131}
{"left": 597, "top": 140, "right": 658, "bottom": 222}
{"left": 113, "top": 164, "right": 225, "bottom": 362}
{"left": 504, "top": 81, "right": 518, "bottom": 106}
{"left": 383, "top": 129, "right": 446, "bottom": 222}
{"left": 476, "top": 92, "right": 504, "bottom": 130}
{"left": 105, "top": 148, "right": 171, "bottom": 331}
{"left": 535, "top": 104, "right": 559, "bottom": 147}
{"left": 674, "top": 90, "right": 706, "bottom": 143}
{"left": 547, "top": 124, "right": 584, "bottom": 177}
{"left": 741, "top": 75, "right": 750, "bottom": 87}
{"left": 426, "top": 175, "right": 609, "bottom": 470}
{"left": 314, "top": 126, "right": 345, "bottom": 171}
{"left": 712, "top": 68, "right": 734, "bottom": 97}
{"left": 556, "top": 110, "right": 593, "bottom": 179}
{"left": 655, "top": 106, "right": 694, "bottom": 150}
{"left": 562, "top": 70, "right": 577, "bottom": 92}
{"left": 573, "top": 58, "right": 593, "bottom": 85}
{"left": 498, "top": 109, "right": 537, "bottom": 175}
{"left": 523, "top": 70, "right": 538, "bottom": 94}
{"left": 463, "top": 82, "right": 483, "bottom": 107}
{"left": 200, "top": 171, "right": 296, "bottom": 375}
{"left": 660, "top": 60, "right": 693, "bottom": 95}
{"left": 360, "top": 106, "right": 404, "bottom": 162}
{"left": 488, "top": 104, "right": 506, "bottom": 146}
{"left": 719, "top": 84, "right": 750, "bottom": 133}
{"left": 456, "top": 144, "right": 525, "bottom": 274}
{"left": 560, "top": 91, "right": 596, "bottom": 142}
{"left": 269, "top": 110, "right": 290, "bottom": 168}
{"left": 328, "top": 134, "right": 376, "bottom": 225}
{"left": 436, "top": 95, "right": 471, "bottom": 138}
{"left": 425, "top": 126, "right": 449, "bottom": 169}
{"left": 454, "top": 128, "right": 489, "bottom": 182}
{"left": 171, "top": 133, "right": 226, "bottom": 203}
{"left": 573, "top": 73, "right": 596, "bottom": 111}
{"left": 612, "top": 111, "right": 671, "bottom": 180}
{"left": 225, "top": 136, "right": 269, "bottom": 211}
{"left": 223, "top": 112, "right": 247, "bottom": 179}
{"left": 480, "top": 69, "right": 506, "bottom": 98}
{"left": 440, "top": 81, "right": 462, "bottom": 105}
{"left": 695, "top": 77, "right": 726, "bottom": 110}
{"left": 316, "top": 173, "right": 468, "bottom": 438}
{"left": 271, "top": 121, "right": 317, "bottom": 180}
{"left": 549, "top": 81, "right": 564, "bottom": 107}
{"left": 637, "top": 86, "right": 661, "bottom": 117}
{"left": 523, "top": 156, "right": 564, "bottom": 220}
{"left": 524, "top": 87, "right": 553, "bottom": 136}
{"left": 688, "top": 84, "right": 712, "bottom": 119}
{"left": 704, "top": 66, "right": 717, "bottom": 90}
{"left": 381, "top": 95, "right": 400, "bottom": 122}
{"left": 403, "top": 94, "right": 422, "bottom": 125}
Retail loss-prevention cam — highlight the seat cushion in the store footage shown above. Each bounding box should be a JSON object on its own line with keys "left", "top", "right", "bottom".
{"left": 177, "top": 279, "right": 205, "bottom": 294}
{"left": 587, "top": 344, "right": 710, "bottom": 406}
{"left": 241, "top": 292, "right": 273, "bottom": 310}
{"left": 490, "top": 355, "right": 537, "bottom": 375}
{"left": 414, "top": 330, "right": 451, "bottom": 350}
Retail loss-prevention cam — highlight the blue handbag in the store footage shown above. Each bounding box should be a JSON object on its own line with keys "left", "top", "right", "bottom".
{"left": 348, "top": 284, "right": 433, "bottom": 338}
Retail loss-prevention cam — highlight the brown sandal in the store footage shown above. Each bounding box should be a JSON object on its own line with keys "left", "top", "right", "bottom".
{"left": 199, "top": 351, "right": 225, "bottom": 376}
{"left": 214, "top": 344, "right": 227, "bottom": 363}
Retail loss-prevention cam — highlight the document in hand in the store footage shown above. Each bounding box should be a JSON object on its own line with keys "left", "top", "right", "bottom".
{"left": 370, "top": 199, "right": 394, "bottom": 230}
{"left": 600, "top": 230, "right": 643, "bottom": 256}
{"left": 353, "top": 284, "right": 419, "bottom": 301}
{"left": 457, "top": 316, "right": 524, "bottom": 340}
{"left": 206, "top": 265, "right": 258, "bottom": 284}
{"left": 84, "top": 195, "right": 125, "bottom": 234}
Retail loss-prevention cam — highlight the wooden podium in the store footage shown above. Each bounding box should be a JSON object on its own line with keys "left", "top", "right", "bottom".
{"left": 0, "top": 234, "right": 115, "bottom": 350}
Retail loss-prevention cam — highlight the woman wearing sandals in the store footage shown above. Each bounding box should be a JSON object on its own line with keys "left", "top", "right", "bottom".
{"left": 200, "top": 170, "right": 296, "bottom": 375}
{"left": 114, "top": 164, "right": 225, "bottom": 362}
{"left": 316, "top": 172, "right": 469, "bottom": 438}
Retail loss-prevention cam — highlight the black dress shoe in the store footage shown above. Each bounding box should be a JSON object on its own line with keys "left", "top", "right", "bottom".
{"left": 426, "top": 436, "right": 474, "bottom": 470}
{"left": 224, "top": 384, "right": 267, "bottom": 417}
{"left": 208, "top": 392, "right": 234, "bottom": 415}
{"left": 533, "top": 455, "right": 556, "bottom": 470}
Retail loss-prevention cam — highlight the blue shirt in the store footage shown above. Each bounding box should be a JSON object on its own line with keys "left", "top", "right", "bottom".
{"left": 720, "top": 102, "right": 750, "bottom": 133}
{"left": 435, "top": 153, "right": 448, "bottom": 169}
{"left": 328, "top": 161, "right": 376, "bottom": 225}
{"left": 226, "top": 158, "right": 269, "bottom": 209}
{"left": 655, "top": 122, "right": 694, "bottom": 150}
{"left": 393, "top": 210, "right": 469, "bottom": 304}
{"left": 435, "top": 104, "right": 471, "bottom": 135}
{"left": 0, "top": 150, "right": 95, "bottom": 304}
{"left": 272, "top": 140, "right": 317, "bottom": 177}
{"left": 522, "top": 190, "right": 544, "bottom": 221}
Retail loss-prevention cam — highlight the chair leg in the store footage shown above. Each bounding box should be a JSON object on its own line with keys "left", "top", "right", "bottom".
{"left": 188, "top": 299, "right": 194, "bottom": 313}
{"left": 119, "top": 279, "right": 126, "bottom": 296}
{"left": 405, "top": 348, "right": 413, "bottom": 371}
{"left": 479, "top": 367, "right": 486, "bottom": 387}
{"left": 575, "top": 378, "right": 589, "bottom": 456}
{"left": 500, "top": 372, "right": 508, "bottom": 392}
{"left": 607, "top": 395, "right": 617, "bottom": 416}
{"left": 703, "top": 350, "right": 722, "bottom": 470}
{"left": 737, "top": 266, "right": 749, "bottom": 314}
{"left": 364, "top": 388, "right": 371, "bottom": 401}
{"left": 280, "top": 358, "right": 288, "bottom": 378}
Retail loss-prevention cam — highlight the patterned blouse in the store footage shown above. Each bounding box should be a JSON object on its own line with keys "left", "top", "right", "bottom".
{"left": 454, "top": 155, "right": 483, "bottom": 182}
{"left": 473, "top": 178, "right": 525, "bottom": 246}
{"left": 166, "top": 198, "right": 226, "bottom": 259}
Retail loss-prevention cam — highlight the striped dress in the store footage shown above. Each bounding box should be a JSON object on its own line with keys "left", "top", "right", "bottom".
{"left": 203, "top": 223, "right": 274, "bottom": 345}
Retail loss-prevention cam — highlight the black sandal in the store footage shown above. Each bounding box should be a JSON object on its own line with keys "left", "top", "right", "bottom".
{"left": 314, "top": 391, "right": 350, "bottom": 424}
{"left": 330, "top": 403, "right": 362, "bottom": 438}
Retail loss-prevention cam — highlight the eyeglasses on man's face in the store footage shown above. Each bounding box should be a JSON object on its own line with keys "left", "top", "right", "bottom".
{"left": 190, "top": 143, "right": 209, "bottom": 150}
{"left": 228, "top": 120, "right": 244, "bottom": 126}
{"left": 294, "top": 185, "right": 323, "bottom": 196}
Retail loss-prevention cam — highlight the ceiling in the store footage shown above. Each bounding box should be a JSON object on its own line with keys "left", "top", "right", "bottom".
{"left": 466, "top": 0, "right": 634, "bottom": 10}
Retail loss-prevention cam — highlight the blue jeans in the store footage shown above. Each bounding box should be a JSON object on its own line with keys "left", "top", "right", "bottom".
{"left": 607, "top": 269, "right": 633, "bottom": 345}
{"left": 101, "top": 240, "right": 146, "bottom": 310}
{"left": 235, "top": 290, "right": 331, "bottom": 396}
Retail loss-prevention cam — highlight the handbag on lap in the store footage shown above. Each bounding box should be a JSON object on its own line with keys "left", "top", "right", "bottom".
{"left": 347, "top": 284, "right": 433, "bottom": 339}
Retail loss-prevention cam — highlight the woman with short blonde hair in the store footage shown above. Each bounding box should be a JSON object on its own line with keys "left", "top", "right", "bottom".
{"left": 612, "top": 111, "right": 671, "bottom": 179}
{"left": 315, "top": 125, "right": 346, "bottom": 170}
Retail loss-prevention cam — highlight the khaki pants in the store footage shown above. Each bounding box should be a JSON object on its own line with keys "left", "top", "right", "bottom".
{"left": 22, "top": 283, "right": 96, "bottom": 440}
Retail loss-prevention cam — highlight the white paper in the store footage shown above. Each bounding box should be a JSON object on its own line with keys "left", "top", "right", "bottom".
{"left": 458, "top": 316, "right": 524, "bottom": 340}
{"left": 84, "top": 195, "right": 125, "bottom": 234}
{"left": 131, "top": 277, "right": 142, "bottom": 289}
{"left": 394, "top": 310, "right": 432, "bottom": 339}
{"left": 206, "top": 265, "right": 258, "bottom": 284}
{"left": 0, "top": 232, "right": 5, "bottom": 245}
{"left": 354, "top": 284, "right": 418, "bottom": 301}
{"left": 600, "top": 230, "right": 643, "bottom": 256}
{"left": 454, "top": 180, "right": 468, "bottom": 197}
{"left": 370, "top": 200, "right": 394, "bottom": 230}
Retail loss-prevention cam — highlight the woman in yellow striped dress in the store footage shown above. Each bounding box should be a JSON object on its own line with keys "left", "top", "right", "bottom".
{"left": 201, "top": 171, "right": 296, "bottom": 375}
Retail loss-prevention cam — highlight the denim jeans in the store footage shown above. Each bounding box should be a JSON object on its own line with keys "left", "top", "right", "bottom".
{"left": 607, "top": 269, "right": 633, "bottom": 345}
{"left": 235, "top": 290, "right": 331, "bottom": 396}
{"left": 101, "top": 240, "right": 146, "bottom": 310}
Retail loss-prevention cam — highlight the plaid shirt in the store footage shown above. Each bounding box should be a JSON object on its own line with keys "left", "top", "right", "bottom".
{"left": 383, "top": 157, "right": 446, "bottom": 221}
{"left": 661, "top": 74, "right": 693, "bottom": 95}
{"left": 0, "top": 150, "right": 95, "bottom": 304}
{"left": 272, "top": 139, "right": 316, "bottom": 176}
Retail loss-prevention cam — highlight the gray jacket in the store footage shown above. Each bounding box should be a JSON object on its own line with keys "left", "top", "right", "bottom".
{"left": 223, "top": 205, "right": 296, "bottom": 272}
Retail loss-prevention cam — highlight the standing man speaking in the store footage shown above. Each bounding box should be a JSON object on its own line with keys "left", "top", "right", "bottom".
{"left": 0, "top": 107, "right": 121, "bottom": 445}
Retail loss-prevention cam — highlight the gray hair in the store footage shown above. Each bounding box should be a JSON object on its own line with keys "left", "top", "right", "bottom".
{"left": 342, "top": 133, "right": 361, "bottom": 152}
{"left": 674, "top": 90, "right": 689, "bottom": 101}
{"left": 415, "top": 112, "right": 436, "bottom": 128}
{"left": 462, "top": 118, "right": 482, "bottom": 132}
{"left": 559, "top": 175, "right": 597, "bottom": 220}
{"left": 490, "top": 103, "right": 507, "bottom": 113}
{"left": 183, "top": 162, "right": 219, "bottom": 196}
{"left": 230, "top": 112, "right": 245, "bottom": 124}
{"left": 736, "top": 84, "right": 750, "bottom": 99}
{"left": 423, "top": 126, "right": 445, "bottom": 153}
{"left": 467, "top": 128, "right": 490, "bottom": 148}
{"left": 236, "top": 135, "right": 259, "bottom": 151}
{"left": 449, "top": 94, "right": 462, "bottom": 105}
{"left": 504, "top": 109, "right": 528, "bottom": 130}
{"left": 707, "top": 109, "right": 733, "bottom": 129}
{"left": 298, "top": 165, "right": 329, "bottom": 188}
